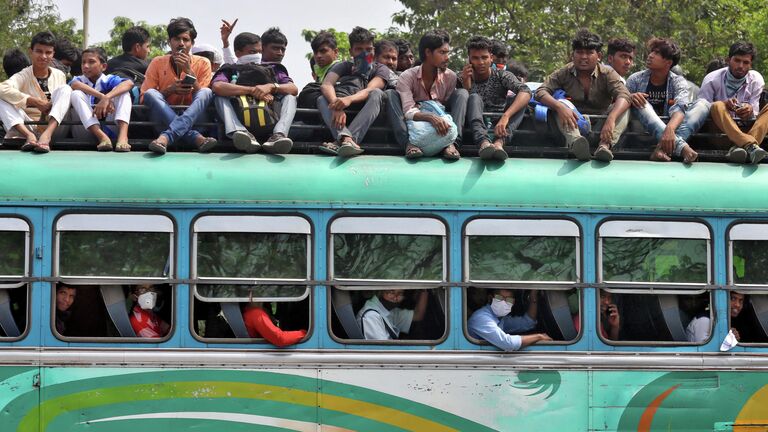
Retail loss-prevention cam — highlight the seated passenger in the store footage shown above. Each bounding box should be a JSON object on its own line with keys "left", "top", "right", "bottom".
{"left": 220, "top": 19, "right": 263, "bottom": 65}
{"left": 681, "top": 294, "right": 710, "bottom": 343}
{"left": 310, "top": 31, "right": 340, "bottom": 83}
{"left": 461, "top": 36, "right": 531, "bottom": 160}
{"left": 393, "top": 38, "right": 414, "bottom": 73}
{"left": 730, "top": 291, "right": 746, "bottom": 341}
{"left": 534, "top": 29, "right": 630, "bottom": 162}
{"left": 605, "top": 38, "right": 636, "bottom": 82}
{"left": 70, "top": 47, "right": 134, "bottom": 152}
{"left": 317, "top": 27, "right": 390, "bottom": 157}
{"left": 140, "top": 17, "right": 216, "bottom": 154}
{"left": 242, "top": 302, "right": 307, "bottom": 347}
{"left": 191, "top": 44, "right": 223, "bottom": 71}
{"left": 106, "top": 26, "right": 151, "bottom": 78}
{"left": 699, "top": 41, "right": 768, "bottom": 164}
{"left": 55, "top": 284, "right": 76, "bottom": 335}
{"left": 626, "top": 38, "right": 708, "bottom": 163}
{"left": 468, "top": 289, "right": 551, "bottom": 351}
{"left": 489, "top": 39, "right": 508, "bottom": 71}
{"left": 2, "top": 48, "right": 31, "bottom": 78}
{"left": 357, "top": 289, "right": 428, "bottom": 340}
{"left": 211, "top": 27, "right": 298, "bottom": 154}
{"left": 599, "top": 290, "right": 621, "bottom": 340}
{"left": 129, "top": 284, "right": 169, "bottom": 338}
{"left": 0, "top": 31, "right": 72, "bottom": 153}
{"left": 506, "top": 60, "right": 529, "bottom": 83}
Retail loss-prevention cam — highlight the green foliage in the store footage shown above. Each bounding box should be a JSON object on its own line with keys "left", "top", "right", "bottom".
{"left": 333, "top": 234, "right": 443, "bottom": 280}
{"left": 469, "top": 236, "right": 576, "bottom": 281}
{"left": 0, "top": 231, "right": 26, "bottom": 275}
{"left": 733, "top": 240, "right": 768, "bottom": 284}
{"left": 97, "top": 16, "right": 167, "bottom": 58}
{"left": 59, "top": 232, "right": 170, "bottom": 277}
{"left": 602, "top": 238, "right": 707, "bottom": 283}
{"left": 196, "top": 233, "right": 307, "bottom": 279}
{"left": 302, "top": 28, "right": 351, "bottom": 61}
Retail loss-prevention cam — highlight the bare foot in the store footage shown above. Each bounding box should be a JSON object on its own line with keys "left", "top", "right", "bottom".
{"left": 650, "top": 147, "right": 671, "bottom": 162}
{"left": 681, "top": 145, "right": 698, "bottom": 163}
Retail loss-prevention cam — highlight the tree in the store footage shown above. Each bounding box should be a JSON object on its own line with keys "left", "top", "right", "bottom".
{"left": 301, "top": 28, "right": 351, "bottom": 61}
{"left": 99, "top": 16, "right": 167, "bottom": 58}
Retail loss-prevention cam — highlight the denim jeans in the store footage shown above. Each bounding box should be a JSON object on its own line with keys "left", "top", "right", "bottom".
{"left": 632, "top": 99, "right": 711, "bottom": 156}
{"left": 384, "top": 88, "right": 468, "bottom": 149}
{"left": 466, "top": 93, "right": 525, "bottom": 145}
{"left": 143, "top": 88, "right": 213, "bottom": 145}
{"left": 317, "top": 88, "right": 383, "bottom": 143}
{"left": 214, "top": 94, "right": 296, "bottom": 137}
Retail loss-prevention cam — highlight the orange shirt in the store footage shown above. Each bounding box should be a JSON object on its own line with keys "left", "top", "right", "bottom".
{"left": 140, "top": 54, "right": 212, "bottom": 105}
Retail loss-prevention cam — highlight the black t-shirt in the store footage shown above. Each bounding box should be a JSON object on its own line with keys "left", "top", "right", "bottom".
{"left": 645, "top": 81, "right": 667, "bottom": 115}
{"left": 329, "top": 61, "right": 391, "bottom": 85}
{"left": 106, "top": 53, "right": 150, "bottom": 77}
{"left": 36, "top": 75, "right": 50, "bottom": 100}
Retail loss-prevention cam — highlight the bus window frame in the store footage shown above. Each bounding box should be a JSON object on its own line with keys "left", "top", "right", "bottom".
{"left": 596, "top": 218, "right": 714, "bottom": 346}
{"left": 726, "top": 221, "right": 768, "bottom": 346}
{"left": 462, "top": 216, "right": 584, "bottom": 348}
{"left": 0, "top": 216, "right": 32, "bottom": 342}
{"left": 327, "top": 214, "right": 450, "bottom": 346}
{"left": 190, "top": 212, "right": 314, "bottom": 344}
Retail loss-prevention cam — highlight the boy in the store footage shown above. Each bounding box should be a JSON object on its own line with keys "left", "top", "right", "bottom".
{"left": 393, "top": 38, "right": 415, "bottom": 73}
{"left": 220, "top": 19, "right": 263, "bottom": 65}
{"left": 107, "top": 26, "right": 151, "bottom": 77}
{"left": 310, "top": 31, "right": 340, "bottom": 83}
{"left": 0, "top": 31, "right": 72, "bottom": 152}
{"left": 70, "top": 47, "right": 134, "bottom": 151}
{"left": 2, "top": 49, "right": 30, "bottom": 78}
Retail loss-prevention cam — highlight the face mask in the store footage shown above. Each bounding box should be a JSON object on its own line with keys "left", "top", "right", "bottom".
{"left": 490, "top": 298, "right": 512, "bottom": 317}
{"left": 353, "top": 51, "right": 374, "bottom": 76}
{"left": 237, "top": 53, "right": 262, "bottom": 65}
{"left": 137, "top": 292, "right": 158, "bottom": 310}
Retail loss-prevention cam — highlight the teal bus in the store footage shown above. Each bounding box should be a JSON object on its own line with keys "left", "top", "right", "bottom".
{"left": 0, "top": 151, "right": 767, "bottom": 431}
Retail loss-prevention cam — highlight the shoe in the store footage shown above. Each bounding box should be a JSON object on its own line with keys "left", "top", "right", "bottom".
{"left": 746, "top": 144, "right": 767, "bottom": 164}
{"left": 593, "top": 144, "right": 613, "bottom": 162}
{"left": 148, "top": 139, "right": 167, "bottom": 155}
{"left": 568, "top": 136, "right": 590, "bottom": 161}
{"left": 492, "top": 140, "right": 508, "bottom": 160}
{"left": 337, "top": 139, "right": 364, "bottom": 157}
{"left": 262, "top": 133, "right": 293, "bottom": 154}
{"left": 196, "top": 137, "right": 218, "bottom": 153}
{"left": 726, "top": 145, "right": 748, "bottom": 164}
{"left": 232, "top": 131, "right": 261, "bottom": 153}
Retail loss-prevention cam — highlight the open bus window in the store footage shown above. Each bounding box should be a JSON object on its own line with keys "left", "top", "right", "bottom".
{"left": 191, "top": 215, "right": 311, "bottom": 344}
{"left": 329, "top": 217, "right": 447, "bottom": 343}
{"left": 598, "top": 220, "right": 712, "bottom": 344}
{"left": 0, "top": 219, "right": 31, "bottom": 340}
{"left": 463, "top": 219, "right": 581, "bottom": 347}
{"left": 728, "top": 223, "right": 768, "bottom": 344}
{"left": 53, "top": 214, "right": 175, "bottom": 341}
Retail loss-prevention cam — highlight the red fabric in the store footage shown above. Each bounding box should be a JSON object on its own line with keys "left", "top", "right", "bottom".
{"left": 243, "top": 307, "right": 306, "bottom": 347}
{"left": 130, "top": 305, "right": 168, "bottom": 338}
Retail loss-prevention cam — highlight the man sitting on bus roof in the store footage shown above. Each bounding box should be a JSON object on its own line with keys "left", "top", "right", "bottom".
{"left": 357, "top": 289, "right": 428, "bottom": 340}
{"left": 468, "top": 289, "right": 551, "bottom": 351}
{"left": 535, "top": 29, "right": 631, "bottom": 162}
{"left": 604, "top": 38, "right": 636, "bottom": 83}
{"left": 699, "top": 41, "right": 768, "bottom": 164}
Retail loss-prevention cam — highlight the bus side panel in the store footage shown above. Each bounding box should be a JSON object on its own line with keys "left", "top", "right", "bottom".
{"left": 0, "top": 366, "right": 39, "bottom": 432}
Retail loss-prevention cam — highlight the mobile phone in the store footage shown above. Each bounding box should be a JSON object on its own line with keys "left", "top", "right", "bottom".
{"left": 176, "top": 46, "right": 185, "bottom": 53}
{"left": 181, "top": 74, "right": 197, "bottom": 86}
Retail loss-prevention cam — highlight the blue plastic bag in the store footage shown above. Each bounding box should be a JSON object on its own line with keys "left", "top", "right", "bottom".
{"left": 529, "top": 89, "right": 591, "bottom": 136}
{"left": 406, "top": 100, "right": 458, "bottom": 156}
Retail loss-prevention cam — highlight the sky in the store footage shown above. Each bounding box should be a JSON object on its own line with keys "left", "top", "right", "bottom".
{"left": 54, "top": 0, "right": 404, "bottom": 87}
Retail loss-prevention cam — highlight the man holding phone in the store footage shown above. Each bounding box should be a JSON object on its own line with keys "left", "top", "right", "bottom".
{"left": 141, "top": 17, "right": 216, "bottom": 154}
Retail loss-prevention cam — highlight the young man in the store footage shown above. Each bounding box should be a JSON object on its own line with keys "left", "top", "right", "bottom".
{"left": 211, "top": 27, "right": 298, "bottom": 154}
{"left": 0, "top": 31, "right": 72, "bottom": 152}
{"left": 191, "top": 44, "right": 223, "bottom": 71}
{"left": 599, "top": 290, "right": 621, "bottom": 340}
{"left": 506, "top": 60, "right": 529, "bottom": 83}
{"left": 605, "top": 38, "right": 636, "bottom": 81}
{"left": 106, "top": 26, "right": 151, "bottom": 77}
{"left": 70, "top": 47, "right": 134, "bottom": 151}
{"left": 141, "top": 17, "right": 216, "bottom": 154}
{"left": 52, "top": 38, "right": 80, "bottom": 79}
{"left": 626, "top": 38, "right": 708, "bottom": 163}
{"left": 55, "top": 284, "right": 77, "bottom": 336}
{"left": 730, "top": 291, "right": 746, "bottom": 341}
{"left": 461, "top": 36, "right": 531, "bottom": 160}
{"left": 2, "top": 49, "right": 30, "bottom": 78}
{"left": 220, "top": 19, "right": 263, "bottom": 65}
{"left": 388, "top": 30, "right": 468, "bottom": 159}
{"left": 357, "top": 289, "right": 428, "bottom": 340}
{"left": 129, "top": 284, "right": 169, "bottom": 338}
{"left": 535, "top": 29, "right": 631, "bottom": 162}
{"left": 393, "top": 38, "right": 415, "bottom": 73}
{"left": 310, "top": 31, "right": 339, "bottom": 83}
{"left": 317, "top": 27, "right": 391, "bottom": 157}
{"left": 467, "top": 289, "right": 551, "bottom": 351}
{"left": 699, "top": 41, "right": 768, "bottom": 164}
{"left": 489, "top": 39, "right": 508, "bottom": 71}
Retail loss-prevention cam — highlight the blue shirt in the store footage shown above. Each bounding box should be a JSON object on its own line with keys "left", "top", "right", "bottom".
{"left": 70, "top": 73, "right": 127, "bottom": 105}
{"left": 626, "top": 69, "right": 690, "bottom": 117}
{"left": 467, "top": 304, "right": 537, "bottom": 351}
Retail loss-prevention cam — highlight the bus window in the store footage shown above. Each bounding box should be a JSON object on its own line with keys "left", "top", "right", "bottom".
{"left": 728, "top": 223, "right": 768, "bottom": 344}
{"left": 598, "top": 220, "right": 712, "bottom": 344}
{"left": 464, "top": 219, "right": 581, "bottom": 348}
{"left": 329, "top": 217, "right": 447, "bottom": 344}
{"left": 191, "top": 215, "right": 311, "bottom": 345}
{"left": 53, "top": 214, "right": 175, "bottom": 341}
{"left": 0, "top": 218, "right": 31, "bottom": 340}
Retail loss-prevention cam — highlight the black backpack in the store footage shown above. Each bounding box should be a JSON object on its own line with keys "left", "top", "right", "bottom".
{"left": 218, "top": 63, "right": 281, "bottom": 132}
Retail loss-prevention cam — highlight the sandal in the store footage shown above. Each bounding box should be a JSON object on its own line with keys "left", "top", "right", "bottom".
{"left": 405, "top": 144, "right": 423, "bottom": 159}
{"left": 337, "top": 140, "right": 364, "bottom": 157}
{"left": 33, "top": 142, "right": 50, "bottom": 153}
{"left": 442, "top": 144, "right": 460, "bottom": 160}
{"left": 20, "top": 140, "right": 37, "bottom": 151}
{"left": 492, "top": 140, "right": 509, "bottom": 161}
{"left": 148, "top": 139, "right": 167, "bottom": 155}
{"left": 96, "top": 140, "right": 113, "bottom": 152}
{"left": 318, "top": 141, "right": 339, "bottom": 155}
{"left": 114, "top": 142, "right": 131, "bottom": 152}
{"left": 478, "top": 140, "right": 495, "bottom": 160}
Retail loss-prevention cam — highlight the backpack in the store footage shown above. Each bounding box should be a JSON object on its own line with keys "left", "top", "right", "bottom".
{"left": 218, "top": 63, "right": 281, "bottom": 133}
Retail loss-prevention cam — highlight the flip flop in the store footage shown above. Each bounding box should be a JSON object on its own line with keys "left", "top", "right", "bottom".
{"left": 20, "top": 141, "right": 37, "bottom": 151}
{"left": 442, "top": 144, "right": 460, "bottom": 160}
{"left": 149, "top": 139, "right": 167, "bottom": 155}
{"left": 114, "top": 142, "right": 131, "bottom": 152}
{"left": 318, "top": 142, "right": 339, "bottom": 155}
{"left": 337, "top": 142, "right": 364, "bottom": 157}
{"left": 33, "top": 142, "right": 50, "bottom": 153}
{"left": 96, "top": 140, "right": 113, "bottom": 152}
{"left": 405, "top": 145, "right": 423, "bottom": 159}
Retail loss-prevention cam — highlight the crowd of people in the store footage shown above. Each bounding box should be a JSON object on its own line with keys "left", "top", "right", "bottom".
{"left": 0, "top": 18, "right": 765, "bottom": 162}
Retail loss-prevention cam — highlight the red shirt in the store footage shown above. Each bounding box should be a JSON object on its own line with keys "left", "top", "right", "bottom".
{"left": 243, "top": 307, "right": 306, "bottom": 347}
{"left": 130, "top": 305, "right": 168, "bottom": 338}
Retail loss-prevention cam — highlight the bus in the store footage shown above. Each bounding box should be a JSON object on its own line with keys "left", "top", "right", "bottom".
{"left": 0, "top": 151, "right": 767, "bottom": 432}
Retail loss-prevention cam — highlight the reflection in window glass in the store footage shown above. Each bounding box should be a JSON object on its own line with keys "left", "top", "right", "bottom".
{"left": 733, "top": 240, "right": 768, "bottom": 285}
{"left": 469, "top": 236, "right": 576, "bottom": 281}
{"left": 197, "top": 233, "right": 307, "bottom": 279}
{"left": 59, "top": 232, "right": 170, "bottom": 277}
{"left": 602, "top": 238, "right": 707, "bottom": 283}
{"left": 0, "top": 286, "right": 27, "bottom": 338}
{"left": 333, "top": 234, "right": 442, "bottom": 280}
{"left": 0, "top": 231, "right": 26, "bottom": 276}
{"left": 197, "top": 284, "right": 307, "bottom": 300}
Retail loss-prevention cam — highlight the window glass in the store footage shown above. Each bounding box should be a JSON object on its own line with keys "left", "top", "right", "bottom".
{"left": 732, "top": 240, "right": 768, "bottom": 285}
{"left": 333, "top": 234, "right": 442, "bottom": 280}
{"left": 468, "top": 236, "right": 576, "bottom": 281}
{"left": 197, "top": 232, "right": 307, "bottom": 279}
{"left": 196, "top": 284, "right": 307, "bottom": 300}
{"left": 59, "top": 232, "right": 170, "bottom": 277}
{"left": 729, "top": 291, "right": 768, "bottom": 344}
{"left": 0, "top": 231, "right": 26, "bottom": 276}
{"left": 602, "top": 238, "right": 707, "bottom": 283}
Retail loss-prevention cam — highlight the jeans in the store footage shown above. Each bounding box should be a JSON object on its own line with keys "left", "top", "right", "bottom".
{"left": 215, "top": 94, "right": 297, "bottom": 137}
{"left": 632, "top": 99, "right": 710, "bottom": 156}
{"left": 466, "top": 93, "right": 525, "bottom": 145}
{"left": 317, "top": 88, "right": 383, "bottom": 143}
{"left": 384, "top": 88, "right": 468, "bottom": 149}
{"left": 143, "top": 88, "right": 213, "bottom": 145}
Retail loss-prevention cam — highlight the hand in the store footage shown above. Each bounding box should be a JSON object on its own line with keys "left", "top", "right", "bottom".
{"left": 537, "top": 333, "right": 553, "bottom": 342}
{"left": 556, "top": 105, "right": 579, "bottom": 131}
{"left": 494, "top": 116, "right": 510, "bottom": 137}
{"left": 659, "top": 126, "right": 676, "bottom": 154}
{"left": 331, "top": 110, "right": 347, "bottom": 130}
{"left": 735, "top": 103, "right": 753, "bottom": 120}
{"left": 429, "top": 113, "right": 450, "bottom": 136}
{"left": 600, "top": 117, "right": 615, "bottom": 143}
{"left": 27, "top": 97, "right": 52, "bottom": 114}
{"left": 630, "top": 92, "right": 648, "bottom": 109}
{"left": 250, "top": 84, "right": 274, "bottom": 101}
{"left": 172, "top": 51, "right": 192, "bottom": 74}
{"left": 607, "top": 304, "right": 620, "bottom": 329}
{"left": 329, "top": 96, "right": 352, "bottom": 111}
{"left": 725, "top": 97, "right": 739, "bottom": 112}
{"left": 220, "top": 18, "right": 238, "bottom": 47}
{"left": 93, "top": 96, "right": 113, "bottom": 119}
{"left": 461, "top": 63, "right": 473, "bottom": 86}
{"left": 731, "top": 327, "right": 741, "bottom": 341}
{"left": 168, "top": 80, "right": 193, "bottom": 95}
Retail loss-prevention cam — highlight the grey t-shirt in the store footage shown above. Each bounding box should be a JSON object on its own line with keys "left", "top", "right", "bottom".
{"left": 460, "top": 69, "right": 531, "bottom": 111}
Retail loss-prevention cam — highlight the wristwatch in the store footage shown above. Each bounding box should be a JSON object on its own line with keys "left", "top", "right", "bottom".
{"left": 273, "top": 83, "right": 280, "bottom": 92}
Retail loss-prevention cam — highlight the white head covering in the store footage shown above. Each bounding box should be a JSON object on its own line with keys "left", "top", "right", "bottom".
{"left": 191, "top": 44, "right": 223, "bottom": 65}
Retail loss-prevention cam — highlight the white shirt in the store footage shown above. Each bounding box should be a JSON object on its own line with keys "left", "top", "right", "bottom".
{"left": 356, "top": 296, "right": 414, "bottom": 340}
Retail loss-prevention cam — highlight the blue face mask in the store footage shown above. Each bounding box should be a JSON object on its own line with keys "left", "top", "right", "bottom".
{"left": 353, "top": 51, "right": 374, "bottom": 77}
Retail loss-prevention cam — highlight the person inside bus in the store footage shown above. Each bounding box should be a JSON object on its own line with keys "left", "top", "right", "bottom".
{"left": 242, "top": 302, "right": 307, "bottom": 347}
{"left": 55, "top": 284, "right": 77, "bottom": 335}
{"left": 129, "top": 284, "right": 169, "bottom": 338}
{"left": 730, "top": 291, "right": 746, "bottom": 341}
{"left": 357, "top": 289, "right": 428, "bottom": 340}
{"left": 681, "top": 293, "right": 710, "bottom": 343}
{"left": 468, "top": 288, "right": 551, "bottom": 351}
{"left": 599, "top": 290, "right": 621, "bottom": 340}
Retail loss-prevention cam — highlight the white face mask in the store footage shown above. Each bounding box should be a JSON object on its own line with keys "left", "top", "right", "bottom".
{"left": 137, "top": 292, "right": 158, "bottom": 310}
{"left": 237, "top": 53, "right": 262, "bottom": 65}
{"left": 490, "top": 298, "right": 512, "bottom": 317}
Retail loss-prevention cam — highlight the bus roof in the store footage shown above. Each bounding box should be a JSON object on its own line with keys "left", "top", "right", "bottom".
{"left": 1, "top": 152, "right": 765, "bottom": 213}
